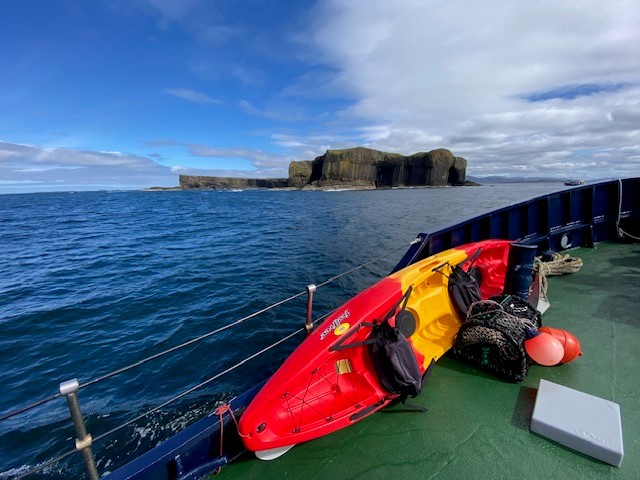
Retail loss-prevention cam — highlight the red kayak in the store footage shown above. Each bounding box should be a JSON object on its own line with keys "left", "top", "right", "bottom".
{"left": 238, "top": 240, "right": 511, "bottom": 459}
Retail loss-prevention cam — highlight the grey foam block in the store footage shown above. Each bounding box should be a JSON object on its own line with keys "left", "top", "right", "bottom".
{"left": 530, "top": 379, "right": 624, "bottom": 467}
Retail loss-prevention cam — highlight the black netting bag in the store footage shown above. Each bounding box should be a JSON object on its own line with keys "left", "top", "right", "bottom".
{"left": 453, "top": 297, "right": 539, "bottom": 382}
{"left": 490, "top": 294, "right": 542, "bottom": 328}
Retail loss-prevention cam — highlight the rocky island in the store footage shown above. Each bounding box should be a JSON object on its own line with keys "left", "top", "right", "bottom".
{"left": 179, "top": 147, "right": 471, "bottom": 191}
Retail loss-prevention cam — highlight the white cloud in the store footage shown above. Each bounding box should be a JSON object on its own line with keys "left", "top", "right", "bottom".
{"left": 186, "top": 143, "right": 296, "bottom": 175}
{"left": 140, "top": 0, "right": 201, "bottom": 21}
{"left": 5, "top": 1, "right": 640, "bottom": 192}
{"left": 0, "top": 141, "right": 178, "bottom": 192}
{"left": 163, "top": 88, "right": 221, "bottom": 105}
{"left": 311, "top": 0, "right": 639, "bottom": 117}
{"left": 238, "top": 100, "right": 281, "bottom": 120}
{"left": 119, "top": 1, "right": 640, "bottom": 181}
{"left": 199, "top": 24, "right": 242, "bottom": 44}
{"left": 293, "top": 0, "right": 640, "bottom": 178}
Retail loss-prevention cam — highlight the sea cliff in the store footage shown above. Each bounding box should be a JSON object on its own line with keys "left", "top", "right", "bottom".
{"left": 179, "top": 147, "right": 468, "bottom": 190}
{"left": 178, "top": 176, "right": 289, "bottom": 190}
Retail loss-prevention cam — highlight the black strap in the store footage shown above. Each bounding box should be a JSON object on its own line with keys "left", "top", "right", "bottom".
{"left": 382, "top": 285, "right": 413, "bottom": 324}
{"left": 349, "top": 397, "right": 390, "bottom": 421}
{"left": 465, "top": 246, "right": 482, "bottom": 269}
{"left": 396, "top": 401, "right": 428, "bottom": 413}
{"left": 329, "top": 286, "right": 414, "bottom": 352}
{"left": 329, "top": 322, "right": 377, "bottom": 352}
{"left": 432, "top": 246, "right": 483, "bottom": 278}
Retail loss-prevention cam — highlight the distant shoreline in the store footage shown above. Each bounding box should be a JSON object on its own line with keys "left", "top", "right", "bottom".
{"left": 142, "top": 186, "right": 183, "bottom": 191}
{"left": 143, "top": 181, "right": 483, "bottom": 192}
{"left": 143, "top": 178, "right": 570, "bottom": 192}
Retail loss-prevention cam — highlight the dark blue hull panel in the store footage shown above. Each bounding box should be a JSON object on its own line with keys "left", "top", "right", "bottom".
{"left": 392, "top": 178, "right": 640, "bottom": 271}
{"left": 105, "top": 382, "right": 264, "bottom": 480}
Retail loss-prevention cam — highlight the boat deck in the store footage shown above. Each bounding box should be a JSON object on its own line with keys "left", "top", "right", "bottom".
{"left": 214, "top": 242, "right": 640, "bottom": 479}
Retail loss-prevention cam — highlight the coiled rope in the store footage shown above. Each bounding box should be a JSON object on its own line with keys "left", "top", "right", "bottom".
{"left": 534, "top": 252, "right": 583, "bottom": 297}
{"left": 535, "top": 253, "right": 583, "bottom": 276}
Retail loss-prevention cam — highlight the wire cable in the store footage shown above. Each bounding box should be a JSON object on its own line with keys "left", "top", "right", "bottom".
{"left": 92, "top": 325, "right": 306, "bottom": 444}
{"left": 10, "top": 309, "right": 336, "bottom": 479}
{"left": 316, "top": 238, "right": 419, "bottom": 288}
{"left": 14, "top": 447, "right": 78, "bottom": 480}
{"left": 0, "top": 237, "right": 419, "bottom": 423}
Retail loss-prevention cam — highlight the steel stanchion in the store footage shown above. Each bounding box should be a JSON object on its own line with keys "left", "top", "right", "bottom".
{"left": 59, "top": 379, "right": 99, "bottom": 480}
{"left": 305, "top": 284, "right": 317, "bottom": 333}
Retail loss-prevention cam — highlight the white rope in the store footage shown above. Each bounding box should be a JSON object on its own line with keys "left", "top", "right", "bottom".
{"left": 534, "top": 252, "right": 583, "bottom": 296}
{"left": 616, "top": 178, "right": 640, "bottom": 241}
{"left": 620, "top": 229, "right": 640, "bottom": 241}
{"left": 535, "top": 253, "right": 583, "bottom": 276}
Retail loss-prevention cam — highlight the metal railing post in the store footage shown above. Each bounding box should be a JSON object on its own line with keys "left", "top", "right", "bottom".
{"left": 59, "top": 379, "right": 99, "bottom": 480}
{"left": 305, "top": 284, "right": 317, "bottom": 334}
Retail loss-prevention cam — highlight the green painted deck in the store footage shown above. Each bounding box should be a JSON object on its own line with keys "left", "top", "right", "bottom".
{"left": 216, "top": 242, "right": 640, "bottom": 479}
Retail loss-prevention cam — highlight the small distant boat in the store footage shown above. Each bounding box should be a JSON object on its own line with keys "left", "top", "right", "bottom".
{"left": 564, "top": 179, "right": 585, "bottom": 186}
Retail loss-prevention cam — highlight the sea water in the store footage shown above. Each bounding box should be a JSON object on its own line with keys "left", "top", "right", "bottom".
{"left": 0, "top": 183, "right": 562, "bottom": 478}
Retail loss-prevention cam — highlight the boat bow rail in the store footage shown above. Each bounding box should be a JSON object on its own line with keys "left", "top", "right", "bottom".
{"left": 393, "top": 178, "right": 640, "bottom": 272}
{"left": 0, "top": 239, "right": 418, "bottom": 480}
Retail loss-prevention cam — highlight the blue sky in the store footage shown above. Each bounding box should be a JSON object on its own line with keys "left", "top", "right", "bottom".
{"left": 1, "top": 0, "right": 639, "bottom": 193}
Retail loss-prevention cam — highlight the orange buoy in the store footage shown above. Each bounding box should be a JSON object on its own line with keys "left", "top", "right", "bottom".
{"left": 539, "top": 326, "right": 583, "bottom": 364}
{"left": 524, "top": 329, "right": 564, "bottom": 366}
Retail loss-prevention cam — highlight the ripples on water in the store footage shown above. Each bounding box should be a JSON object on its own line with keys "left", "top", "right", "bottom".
{"left": 0, "top": 183, "right": 563, "bottom": 478}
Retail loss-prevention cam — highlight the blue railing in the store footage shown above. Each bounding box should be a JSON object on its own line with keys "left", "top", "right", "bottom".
{"left": 392, "top": 178, "right": 640, "bottom": 272}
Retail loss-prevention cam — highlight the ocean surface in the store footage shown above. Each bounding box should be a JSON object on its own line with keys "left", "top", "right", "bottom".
{"left": 0, "top": 183, "right": 564, "bottom": 478}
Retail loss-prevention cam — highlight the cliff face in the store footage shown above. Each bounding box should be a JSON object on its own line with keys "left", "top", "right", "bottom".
{"left": 287, "top": 160, "right": 314, "bottom": 188}
{"left": 179, "top": 147, "right": 467, "bottom": 190}
{"left": 179, "top": 175, "right": 289, "bottom": 190}
{"left": 297, "top": 147, "right": 466, "bottom": 189}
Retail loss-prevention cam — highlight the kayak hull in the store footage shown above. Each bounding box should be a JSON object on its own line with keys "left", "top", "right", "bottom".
{"left": 238, "top": 240, "right": 511, "bottom": 453}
